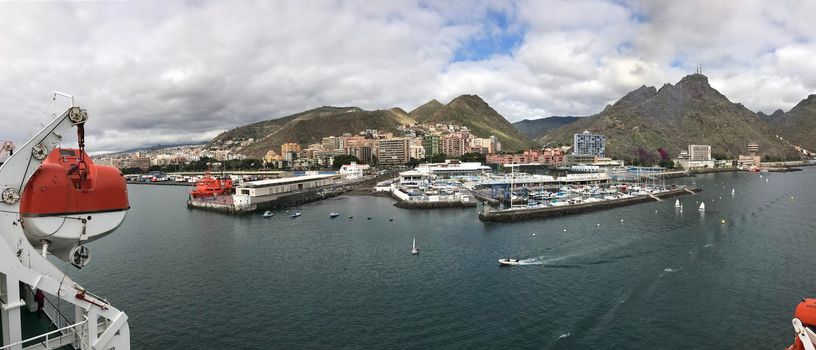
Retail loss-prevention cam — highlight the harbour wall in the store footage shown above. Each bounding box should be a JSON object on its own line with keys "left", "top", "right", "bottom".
{"left": 478, "top": 187, "right": 700, "bottom": 222}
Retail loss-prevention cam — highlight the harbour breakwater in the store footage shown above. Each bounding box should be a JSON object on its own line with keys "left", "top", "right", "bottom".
{"left": 478, "top": 187, "right": 700, "bottom": 222}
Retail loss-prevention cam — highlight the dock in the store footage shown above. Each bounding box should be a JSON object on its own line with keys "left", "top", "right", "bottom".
{"left": 186, "top": 184, "right": 354, "bottom": 214}
{"left": 478, "top": 187, "right": 701, "bottom": 222}
{"left": 388, "top": 185, "right": 477, "bottom": 209}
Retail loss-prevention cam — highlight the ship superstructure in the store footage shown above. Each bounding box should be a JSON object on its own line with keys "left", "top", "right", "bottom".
{"left": 0, "top": 97, "right": 131, "bottom": 349}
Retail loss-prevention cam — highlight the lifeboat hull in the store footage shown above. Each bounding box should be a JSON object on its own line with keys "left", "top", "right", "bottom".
{"left": 21, "top": 211, "right": 127, "bottom": 252}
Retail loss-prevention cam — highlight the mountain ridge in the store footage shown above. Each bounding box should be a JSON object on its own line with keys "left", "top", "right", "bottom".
{"left": 767, "top": 94, "right": 816, "bottom": 151}
{"left": 213, "top": 95, "right": 533, "bottom": 159}
{"left": 537, "top": 74, "right": 797, "bottom": 160}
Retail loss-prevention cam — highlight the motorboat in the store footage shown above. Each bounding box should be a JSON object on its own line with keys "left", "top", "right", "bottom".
{"left": 330, "top": 212, "right": 340, "bottom": 218}
{"left": 290, "top": 211, "right": 302, "bottom": 218}
{"left": 262, "top": 211, "right": 274, "bottom": 218}
{"left": 498, "top": 258, "right": 521, "bottom": 266}
{"left": 411, "top": 237, "right": 419, "bottom": 255}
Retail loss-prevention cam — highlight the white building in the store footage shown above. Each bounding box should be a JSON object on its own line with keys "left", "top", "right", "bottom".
{"left": 339, "top": 161, "right": 370, "bottom": 180}
{"left": 413, "top": 160, "right": 491, "bottom": 178}
{"left": 409, "top": 144, "right": 426, "bottom": 160}
{"left": 688, "top": 145, "right": 712, "bottom": 161}
{"left": 573, "top": 130, "right": 606, "bottom": 157}
{"left": 677, "top": 144, "right": 716, "bottom": 169}
{"left": 235, "top": 174, "right": 338, "bottom": 197}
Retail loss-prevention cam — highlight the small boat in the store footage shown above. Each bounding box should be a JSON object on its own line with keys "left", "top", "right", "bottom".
{"left": 411, "top": 237, "right": 419, "bottom": 255}
{"left": 674, "top": 199, "right": 681, "bottom": 208}
{"left": 388, "top": 218, "right": 394, "bottom": 222}
{"left": 731, "top": 188, "right": 735, "bottom": 196}
{"left": 698, "top": 202, "right": 705, "bottom": 212}
{"left": 367, "top": 217, "right": 371, "bottom": 220}
{"left": 290, "top": 211, "right": 301, "bottom": 218}
{"left": 498, "top": 258, "right": 520, "bottom": 266}
{"left": 330, "top": 212, "right": 340, "bottom": 218}
{"left": 348, "top": 216, "right": 353, "bottom": 219}
{"left": 262, "top": 211, "right": 274, "bottom": 218}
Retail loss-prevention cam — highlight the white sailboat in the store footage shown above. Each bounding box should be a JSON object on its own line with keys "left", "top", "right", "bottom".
{"left": 731, "top": 188, "right": 735, "bottom": 196}
{"left": 411, "top": 237, "right": 419, "bottom": 255}
{"left": 674, "top": 199, "right": 681, "bottom": 208}
{"left": 698, "top": 202, "right": 706, "bottom": 212}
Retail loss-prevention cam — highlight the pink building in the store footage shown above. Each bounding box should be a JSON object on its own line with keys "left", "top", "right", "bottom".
{"left": 486, "top": 148, "right": 564, "bottom": 166}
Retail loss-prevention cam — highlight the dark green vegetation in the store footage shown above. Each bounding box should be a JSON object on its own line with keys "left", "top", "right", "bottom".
{"left": 121, "top": 157, "right": 267, "bottom": 174}
{"left": 331, "top": 154, "right": 360, "bottom": 169}
{"left": 212, "top": 95, "right": 534, "bottom": 159}
{"left": 459, "top": 152, "right": 486, "bottom": 163}
{"left": 536, "top": 74, "right": 799, "bottom": 160}
{"left": 512, "top": 116, "right": 579, "bottom": 140}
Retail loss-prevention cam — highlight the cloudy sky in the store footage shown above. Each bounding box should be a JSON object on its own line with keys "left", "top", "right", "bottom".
{"left": 1, "top": 0, "right": 815, "bottom": 152}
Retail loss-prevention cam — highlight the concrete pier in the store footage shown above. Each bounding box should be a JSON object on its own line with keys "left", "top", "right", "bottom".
{"left": 478, "top": 187, "right": 701, "bottom": 222}
{"left": 187, "top": 185, "right": 355, "bottom": 214}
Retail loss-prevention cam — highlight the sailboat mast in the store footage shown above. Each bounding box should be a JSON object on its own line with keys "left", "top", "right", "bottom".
{"left": 510, "top": 164, "right": 514, "bottom": 208}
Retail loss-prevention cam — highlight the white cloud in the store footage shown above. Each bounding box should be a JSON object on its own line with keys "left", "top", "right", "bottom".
{"left": 0, "top": 0, "right": 814, "bottom": 151}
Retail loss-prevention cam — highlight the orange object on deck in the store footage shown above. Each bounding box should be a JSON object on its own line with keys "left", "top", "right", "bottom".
{"left": 20, "top": 148, "right": 129, "bottom": 216}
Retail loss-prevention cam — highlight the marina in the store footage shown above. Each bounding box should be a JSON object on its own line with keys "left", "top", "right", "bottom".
{"left": 479, "top": 186, "right": 701, "bottom": 222}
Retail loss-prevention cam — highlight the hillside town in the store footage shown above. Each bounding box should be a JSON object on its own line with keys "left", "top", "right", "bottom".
{"left": 92, "top": 122, "right": 806, "bottom": 177}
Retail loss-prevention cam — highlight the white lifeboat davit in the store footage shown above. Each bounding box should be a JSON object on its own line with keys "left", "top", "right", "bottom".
{"left": 19, "top": 148, "right": 129, "bottom": 258}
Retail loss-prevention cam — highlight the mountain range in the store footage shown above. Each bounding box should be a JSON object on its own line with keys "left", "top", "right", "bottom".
{"left": 211, "top": 73, "right": 813, "bottom": 161}
{"left": 764, "top": 94, "right": 816, "bottom": 152}
{"left": 533, "top": 74, "right": 800, "bottom": 160}
{"left": 212, "top": 95, "right": 534, "bottom": 159}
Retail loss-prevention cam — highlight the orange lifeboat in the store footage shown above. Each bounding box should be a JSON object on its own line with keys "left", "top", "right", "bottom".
{"left": 787, "top": 298, "right": 816, "bottom": 350}
{"left": 19, "top": 148, "right": 129, "bottom": 256}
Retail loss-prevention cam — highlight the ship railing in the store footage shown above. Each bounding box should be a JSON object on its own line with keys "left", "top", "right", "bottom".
{"left": 0, "top": 315, "right": 88, "bottom": 350}
{"left": 22, "top": 284, "right": 74, "bottom": 331}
